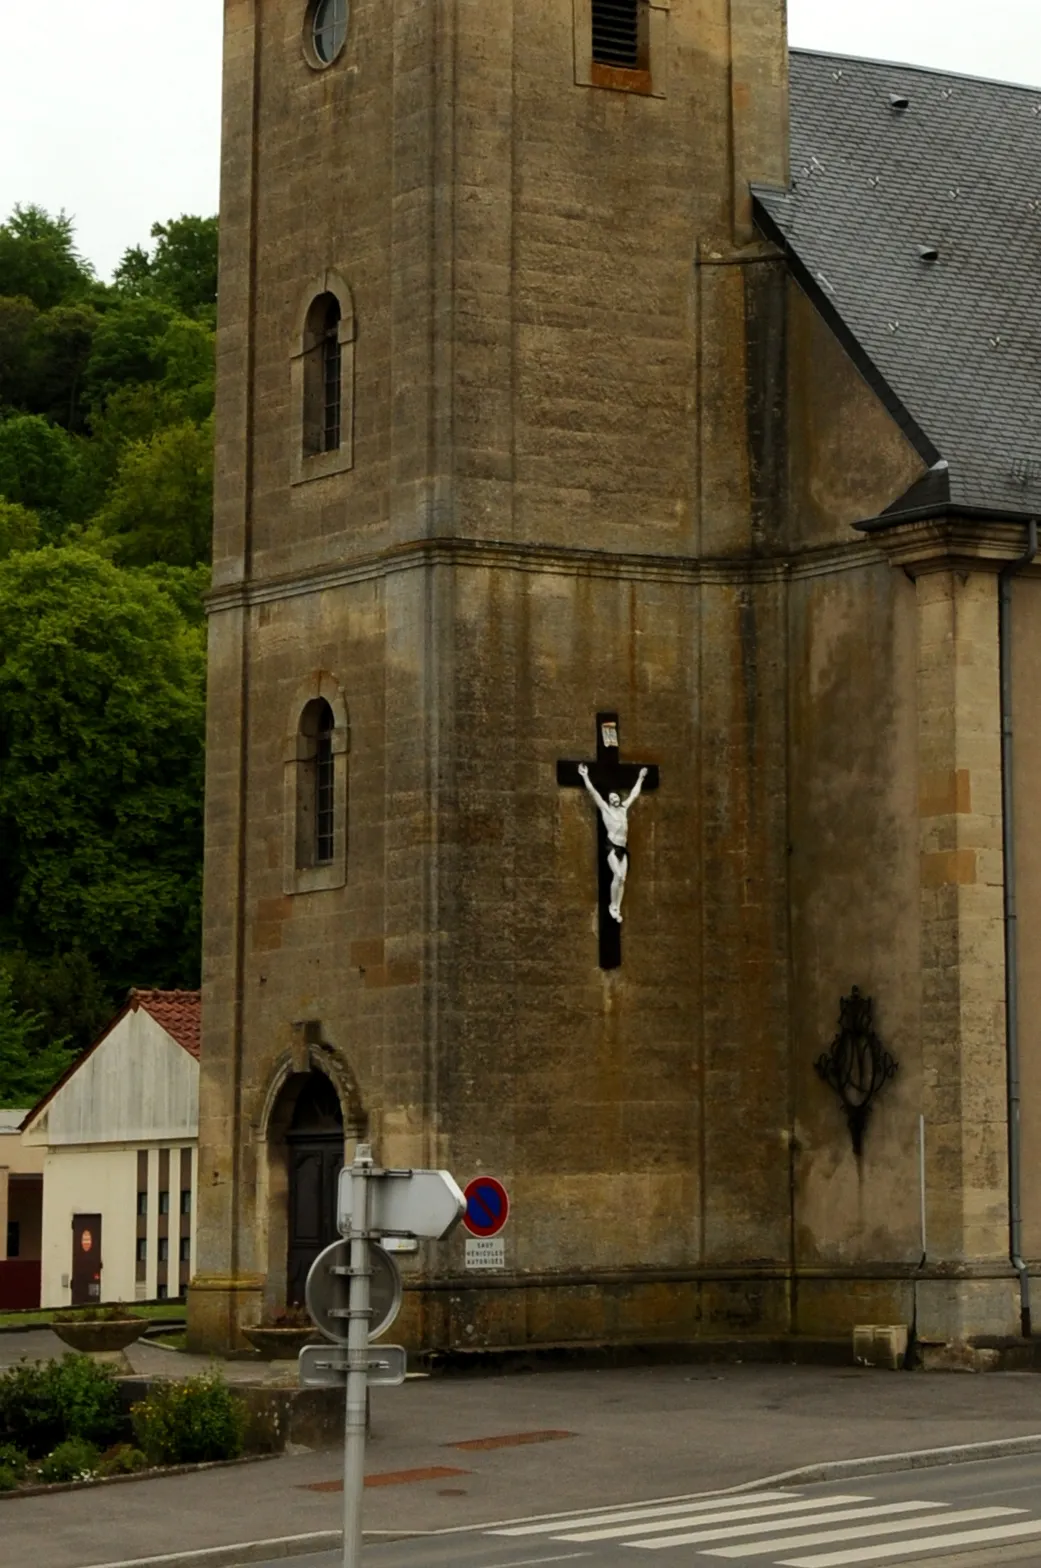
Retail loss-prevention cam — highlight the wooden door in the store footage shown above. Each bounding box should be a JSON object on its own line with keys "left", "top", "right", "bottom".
{"left": 71, "top": 1214, "right": 102, "bottom": 1305}
{"left": 287, "top": 1139, "right": 342, "bottom": 1305}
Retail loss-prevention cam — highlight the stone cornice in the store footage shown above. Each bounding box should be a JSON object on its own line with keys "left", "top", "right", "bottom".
{"left": 859, "top": 514, "right": 1041, "bottom": 578}
{"left": 206, "top": 534, "right": 887, "bottom": 612}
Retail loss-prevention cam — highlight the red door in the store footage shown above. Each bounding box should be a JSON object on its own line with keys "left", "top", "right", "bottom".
{"left": 71, "top": 1214, "right": 102, "bottom": 1305}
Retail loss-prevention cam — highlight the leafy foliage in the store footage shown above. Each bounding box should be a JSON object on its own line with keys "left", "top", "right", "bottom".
{"left": 0, "top": 501, "right": 41, "bottom": 559}
{"left": 37, "top": 1436, "right": 101, "bottom": 1482}
{"left": 94, "top": 417, "right": 214, "bottom": 566}
{"left": 0, "top": 207, "right": 93, "bottom": 312}
{"left": 0, "top": 414, "right": 83, "bottom": 527}
{"left": 0, "top": 203, "right": 214, "bottom": 1082}
{"left": 0, "top": 548, "right": 206, "bottom": 999}
{"left": 0, "top": 1356, "right": 124, "bottom": 1459}
{"left": 131, "top": 1374, "right": 246, "bottom": 1466}
{"left": 0, "top": 1443, "right": 28, "bottom": 1479}
{"left": 0, "top": 970, "right": 75, "bottom": 1109}
{"left": 115, "top": 216, "right": 218, "bottom": 319}
{"left": 98, "top": 1443, "right": 148, "bottom": 1476}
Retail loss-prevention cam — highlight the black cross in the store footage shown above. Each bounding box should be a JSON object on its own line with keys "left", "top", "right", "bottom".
{"left": 557, "top": 712, "right": 659, "bottom": 970}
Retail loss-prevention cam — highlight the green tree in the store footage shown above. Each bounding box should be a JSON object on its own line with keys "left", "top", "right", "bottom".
{"left": 0, "top": 295, "right": 39, "bottom": 409}
{"left": 0, "top": 547, "right": 205, "bottom": 996}
{"left": 115, "top": 215, "right": 218, "bottom": 319}
{"left": 84, "top": 297, "right": 175, "bottom": 412}
{"left": 93, "top": 417, "right": 213, "bottom": 566}
{"left": 0, "top": 969, "right": 75, "bottom": 1110}
{"left": 0, "top": 501, "right": 41, "bottom": 559}
{"left": 26, "top": 302, "right": 100, "bottom": 431}
{"left": 0, "top": 206, "right": 93, "bottom": 312}
{"left": 0, "top": 414, "right": 82, "bottom": 530}
{"left": 2, "top": 947, "right": 110, "bottom": 1061}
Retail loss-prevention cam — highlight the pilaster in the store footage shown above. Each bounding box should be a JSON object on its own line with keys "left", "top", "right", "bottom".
{"left": 873, "top": 517, "right": 1020, "bottom": 1339}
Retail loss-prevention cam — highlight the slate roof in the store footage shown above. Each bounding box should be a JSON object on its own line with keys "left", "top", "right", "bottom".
{"left": 130, "top": 989, "right": 201, "bottom": 1059}
{"left": 753, "top": 50, "right": 1041, "bottom": 518}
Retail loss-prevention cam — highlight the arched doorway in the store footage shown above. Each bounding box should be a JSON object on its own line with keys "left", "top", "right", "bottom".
{"left": 285, "top": 1072, "right": 344, "bottom": 1304}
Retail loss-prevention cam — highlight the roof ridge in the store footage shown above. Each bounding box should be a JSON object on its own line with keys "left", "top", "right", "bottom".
{"left": 789, "top": 45, "right": 1041, "bottom": 97}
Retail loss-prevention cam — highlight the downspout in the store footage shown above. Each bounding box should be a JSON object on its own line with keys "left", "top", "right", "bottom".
{"left": 1000, "top": 516, "right": 1038, "bottom": 1338}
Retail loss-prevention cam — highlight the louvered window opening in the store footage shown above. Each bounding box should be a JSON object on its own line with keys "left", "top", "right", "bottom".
{"left": 315, "top": 719, "right": 336, "bottom": 864}
{"left": 592, "top": 0, "right": 640, "bottom": 69}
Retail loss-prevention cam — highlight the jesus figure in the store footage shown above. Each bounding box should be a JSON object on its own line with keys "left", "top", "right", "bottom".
{"left": 577, "top": 763, "right": 648, "bottom": 923}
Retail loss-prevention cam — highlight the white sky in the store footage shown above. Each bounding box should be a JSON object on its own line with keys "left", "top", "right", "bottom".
{"left": 0, "top": 0, "right": 1037, "bottom": 281}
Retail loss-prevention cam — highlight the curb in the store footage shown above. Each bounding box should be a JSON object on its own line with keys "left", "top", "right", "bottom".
{"left": 717, "top": 1431, "right": 1041, "bottom": 1490}
{"left": 75, "top": 1431, "right": 1041, "bottom": 1568}
{"left": 79, "top": 1537, "right": 343, "bottom": 1568}
{"left": 0, "top": 1453, "right": 280, "bottom": 1504}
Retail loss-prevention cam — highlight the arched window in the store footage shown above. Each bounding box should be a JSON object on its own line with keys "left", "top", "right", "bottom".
{"left": 303, "top": 294, "right": 342, "bottom": 457}
{"left": 291, "top": 276, "right": 356, "bottom": 483}
{"left": 284, "top": 682, "right": 349, "bottom": 892}
{"left": 298, "top": 698, "right": 336, "bottom": 867}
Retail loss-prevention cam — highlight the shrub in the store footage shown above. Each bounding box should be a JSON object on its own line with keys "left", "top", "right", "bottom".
{"left": 0, "top": 1355, "right": 124, "bottom": 1458}
{"left": 131, "top": 1374, "right": 245, "bottom": 1466}
{"left": 97, "top": 1444, "right": 148, "bottom": 1477}
{"left": 38, "top": 1436, "right": 101, "bottom": 1483}
{"left": 0, "top": 1465, "right": 19, "bottom": 1493}
{"left": 0, "top": 1443, "right": 28, "bottom": 1479}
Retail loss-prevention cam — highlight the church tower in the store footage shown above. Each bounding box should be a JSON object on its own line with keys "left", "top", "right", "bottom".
{"left": 188, "top": 0, "right": 802, "bottom": 1353}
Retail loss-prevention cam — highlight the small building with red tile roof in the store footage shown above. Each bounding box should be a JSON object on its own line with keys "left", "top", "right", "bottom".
{"left": 21, "top": 990, "right": 200, "bottom": 1309}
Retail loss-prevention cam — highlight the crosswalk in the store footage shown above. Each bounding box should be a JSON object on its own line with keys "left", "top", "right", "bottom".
{"left": 486, "top": 1486, "right": 1041, "bottom": 1564}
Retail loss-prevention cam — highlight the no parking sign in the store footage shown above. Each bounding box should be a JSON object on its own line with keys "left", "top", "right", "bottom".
{"left": 463, "top": 1176, "right": 510, "bottom": 1269}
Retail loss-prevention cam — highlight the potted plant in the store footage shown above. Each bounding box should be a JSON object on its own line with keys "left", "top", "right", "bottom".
{"left": 241, "top": 1306, "right": 317, "bottom": 1359}
{"left": 51, "top": 1305, "right": 149, "bottom": 1359}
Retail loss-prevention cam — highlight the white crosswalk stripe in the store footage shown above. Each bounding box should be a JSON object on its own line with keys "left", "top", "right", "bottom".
{"left": 485, "top": 1485, "right": 1041, "bottom": 1564}
{"left": 559, "top": 1499, "right": 876, "bottom": 1544}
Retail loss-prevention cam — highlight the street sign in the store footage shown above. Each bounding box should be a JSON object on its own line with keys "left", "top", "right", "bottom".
{"left": 305, "top": 1238, "right": 403, "bottom": 1344}
{"left": 308, "top": 1144, "right": 465, "bottom": 1568}
{"left": 462, "top": 1175, "right": 510, "bottom": 1238}
{"left": 338, "top": 1166, "right": 465, "bottom": 1240}
{"left": 299, "top": 1343, "right": 408, "bottom": 1389}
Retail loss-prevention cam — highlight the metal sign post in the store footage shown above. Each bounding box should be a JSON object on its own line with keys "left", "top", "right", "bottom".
{"left": 341, "top": 1144, "right": 372, "bottom": 1568}
{"left": 303, "top": 1144, "right": 466, "bottom": 1568}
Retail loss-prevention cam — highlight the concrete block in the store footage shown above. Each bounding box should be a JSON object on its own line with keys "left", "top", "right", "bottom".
{"left": 853, "top": 1324, "right": 909, "bottom": 1370}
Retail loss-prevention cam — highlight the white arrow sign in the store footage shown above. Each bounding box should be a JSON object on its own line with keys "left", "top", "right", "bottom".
{"left": 338, "top": 1167, "right": 465, "bottom": 1240}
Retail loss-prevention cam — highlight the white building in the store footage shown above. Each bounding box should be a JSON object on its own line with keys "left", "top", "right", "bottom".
{"left": 21, "top": 991, "right": 200, "bottom": 1308}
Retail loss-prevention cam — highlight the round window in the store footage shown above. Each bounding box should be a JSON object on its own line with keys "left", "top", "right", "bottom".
{"left": 309, "top": 0, "right": 348, "bottom": 66}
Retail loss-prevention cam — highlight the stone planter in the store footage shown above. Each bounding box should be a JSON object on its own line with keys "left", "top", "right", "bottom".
{"left": 51, "top": 1317, "right": 148, "bottom": 1372}
{"left": 241, "top": 1325, "right": 317, "bottom": 1360}
{"left": 51, "top": 1318, "right": 148, "bottom": 1355}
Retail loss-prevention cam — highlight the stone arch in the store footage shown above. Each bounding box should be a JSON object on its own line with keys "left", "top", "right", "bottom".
{"left": 283, "top": 672, "right": 349, "bottom": 894}
{"left": 254, "top": 1034, "right": 366, "bottom": 1316}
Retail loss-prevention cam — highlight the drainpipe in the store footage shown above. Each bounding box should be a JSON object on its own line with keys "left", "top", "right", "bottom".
{"left": 1000, "top": 516, "right": 1038, "bottom": 1339}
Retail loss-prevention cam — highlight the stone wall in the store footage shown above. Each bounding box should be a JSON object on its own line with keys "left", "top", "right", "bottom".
{"left": 191, "top": 0, "right": 1029, "bottom": 1355}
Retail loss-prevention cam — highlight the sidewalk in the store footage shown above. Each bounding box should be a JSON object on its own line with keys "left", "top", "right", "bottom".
{"left": 6, "top": 1360, "right": 1041, "bottom": 1567}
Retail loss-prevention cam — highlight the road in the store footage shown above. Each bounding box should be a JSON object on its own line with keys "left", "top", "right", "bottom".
{"left": 257, "top": 1455, "right": 1041, "bottom": 1568}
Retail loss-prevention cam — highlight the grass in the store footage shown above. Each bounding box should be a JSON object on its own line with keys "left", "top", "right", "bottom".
{"left": 149, "top": 1331, "right": 188, "bottom": 1351}
{"left": 0, "top": 1302, "right": 187, "bottom": 1330}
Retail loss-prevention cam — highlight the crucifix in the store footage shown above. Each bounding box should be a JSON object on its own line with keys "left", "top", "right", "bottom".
{"left": 557, "top": 713, "right": 659, "bottom": 970}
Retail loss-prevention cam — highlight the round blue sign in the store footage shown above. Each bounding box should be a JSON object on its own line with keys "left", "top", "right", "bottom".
{"left": 463, "top": 1176, "right": 510, "bottom": 1238}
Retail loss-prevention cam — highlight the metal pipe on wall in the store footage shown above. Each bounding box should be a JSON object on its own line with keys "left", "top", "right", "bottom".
{"left": 999, "top": 517, "right": 1038, "bottom": 1339}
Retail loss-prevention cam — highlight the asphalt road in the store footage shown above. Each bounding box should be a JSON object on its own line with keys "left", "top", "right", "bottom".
{"left": 258, "top": 1454, "right": 1041, "bottom": 1568}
